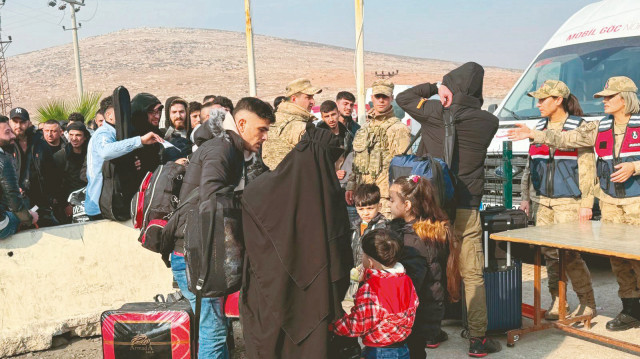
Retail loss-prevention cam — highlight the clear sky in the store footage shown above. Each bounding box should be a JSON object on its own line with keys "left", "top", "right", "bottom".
{"left": 1, "top": 0, "right": 594, "bottom": 69}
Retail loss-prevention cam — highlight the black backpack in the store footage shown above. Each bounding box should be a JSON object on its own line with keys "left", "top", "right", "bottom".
{"left": 183, "top": 187, "right": 244, "bottom": 298}
{"left": 131, "top": 162, "right": 186, "bottom": 252}
{"left": 100, "top": 86, "right": 135, "bottom": 221}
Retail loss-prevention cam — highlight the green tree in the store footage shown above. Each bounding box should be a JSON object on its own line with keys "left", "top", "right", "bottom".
{"left": 36, "top": 92, "right": 102, "bottom": 124}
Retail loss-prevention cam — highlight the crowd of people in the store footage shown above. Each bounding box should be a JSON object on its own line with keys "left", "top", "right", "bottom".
{"left": 0, "top": 60, "right": 639, "bottom": 359}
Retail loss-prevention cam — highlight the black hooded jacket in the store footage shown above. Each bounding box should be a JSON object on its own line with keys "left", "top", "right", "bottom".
{"left": 396, "top": 62, "right": 499, "bottom": 208}
{"left": 241, "top": 125, "right": 352, "bottom": 359}
{"left": 126, "top": 93, "right": 164, "bottom": 190}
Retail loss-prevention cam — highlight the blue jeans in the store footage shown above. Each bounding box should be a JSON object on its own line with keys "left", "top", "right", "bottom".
{"left": 362, "top": 345, "right": 410, "bottom": 359}
{"left": 0, "top": 212, "right": 20, "bottom": 239}
{"left": 171, "top": 253, "right": 229, "bottom": 359}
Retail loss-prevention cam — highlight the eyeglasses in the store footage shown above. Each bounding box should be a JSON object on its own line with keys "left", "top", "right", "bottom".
{"left": 148, "top": 106, "right": 164, "bottom": 116}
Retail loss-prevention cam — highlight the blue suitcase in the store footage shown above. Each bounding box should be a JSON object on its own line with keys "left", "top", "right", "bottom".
{"left": 460, "top": 208, "right": 526, "bottom": 337}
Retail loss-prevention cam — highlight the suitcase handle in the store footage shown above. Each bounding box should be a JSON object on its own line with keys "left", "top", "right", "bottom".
{"left": 154, "top": 294, "right": 166, "bottom": 303}
{"left": 483, "top": 220, "right": 511, "bottom": 268}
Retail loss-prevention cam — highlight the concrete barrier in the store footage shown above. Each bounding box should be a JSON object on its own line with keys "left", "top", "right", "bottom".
{"left": 0, "top": 220, "right": 173, "bottom": 357}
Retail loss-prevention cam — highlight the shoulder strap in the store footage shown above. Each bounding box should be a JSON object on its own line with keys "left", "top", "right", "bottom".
{"left": 402, "top": 133, "right": 421, "bottom": 155}
{"left": 443, "top": 109, "right": 456, "bottom": 168}
{"left": 535, "top": 118, "right": 548, "bottom": 131}
{"left": 598, "top": 116, "right": 614, "bottom": 132}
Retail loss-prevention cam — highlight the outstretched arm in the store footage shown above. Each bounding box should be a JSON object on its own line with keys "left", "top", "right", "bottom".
{"left": 507, "top": 121, "right": 598, "bottom": 149}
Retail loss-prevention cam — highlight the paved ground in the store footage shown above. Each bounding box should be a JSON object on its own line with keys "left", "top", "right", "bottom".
{"left": 11, "top": 258, "right": 640, "bottom": 359}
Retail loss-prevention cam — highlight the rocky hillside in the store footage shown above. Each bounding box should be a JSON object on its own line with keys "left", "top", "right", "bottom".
{"left": 6, "top": 27, "right": 521, "bottom": 114}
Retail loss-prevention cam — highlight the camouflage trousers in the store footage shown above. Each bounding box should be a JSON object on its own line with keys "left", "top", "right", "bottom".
{"left": 601, "top": 201, "right": 640, "bottom": 298}
{"left": 532, "top": 202, "right": 593, "bottom": 297}
{"left": 453, "top": 208, "right": 487, "bottom": 337}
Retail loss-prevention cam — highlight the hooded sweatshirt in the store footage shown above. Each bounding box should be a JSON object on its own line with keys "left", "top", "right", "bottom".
{"left": 128, "top": 93, "right": 163, "bottom": 187}
{"left": 396, "top": 62, "right": 499, "bottom": 208}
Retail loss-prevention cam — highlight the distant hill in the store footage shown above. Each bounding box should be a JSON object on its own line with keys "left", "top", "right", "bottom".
{"left": 6, "top": 27, "right": 521, "bottom": 115}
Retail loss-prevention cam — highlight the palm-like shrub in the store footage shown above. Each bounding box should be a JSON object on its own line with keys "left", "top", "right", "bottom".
{"left": 36, "top": 92, "right": 102, "bottom": 123}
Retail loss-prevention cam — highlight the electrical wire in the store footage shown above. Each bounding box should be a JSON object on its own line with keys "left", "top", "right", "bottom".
{"left": 80, "top": 0, "right": 99, "bottom": 22}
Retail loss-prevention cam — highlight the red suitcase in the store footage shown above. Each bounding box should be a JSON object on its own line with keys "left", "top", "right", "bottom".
{"left": 101, "top": 297, "right": 196, "bottom": 358}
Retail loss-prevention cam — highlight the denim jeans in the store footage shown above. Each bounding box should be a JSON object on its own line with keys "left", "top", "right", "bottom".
{"left": 0, "top": 212, "right": 20, "bottom": 239}
{"left": 171, "top": 253, "right": 229, "bottom": 359}
{"left": 362, "top": 345, "right": 410, "bottom": 359}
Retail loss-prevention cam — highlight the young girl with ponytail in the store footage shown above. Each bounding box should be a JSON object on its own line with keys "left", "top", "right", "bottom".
{"left": 390, "top": 175, "right": 461, "bottom": 359}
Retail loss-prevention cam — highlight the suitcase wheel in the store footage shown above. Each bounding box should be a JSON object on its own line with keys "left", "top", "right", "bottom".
{"left": 460, "top": 329, "right": 470, "bottom": 339}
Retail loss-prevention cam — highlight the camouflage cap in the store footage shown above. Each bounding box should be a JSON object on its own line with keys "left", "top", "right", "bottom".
{"left": 285, "top": 78, "right": 322, "bottom": 98}
{"left": 594, "top": 76, "right": 638, "bottom": 98}
{"left": 527, "top": 80, "right": 570, "bottom": 99}
{"left": 371, "top": 80, "right": 394, "bottom": 97}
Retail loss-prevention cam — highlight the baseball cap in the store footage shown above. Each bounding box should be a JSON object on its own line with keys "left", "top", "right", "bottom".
{"left": 285, "top": 78, "right": 322, "bottom": 98}
{"left": 9, "top": 107, "right": 30, "bottom": 122}
{"left": 371, "top": 80, "right": 394, "bottom": 97}
{"left": 593, "top": 76, "right": 638, "bottom": 98}
{"left": 528, "top": 80, "right": 570, "bottom": 99}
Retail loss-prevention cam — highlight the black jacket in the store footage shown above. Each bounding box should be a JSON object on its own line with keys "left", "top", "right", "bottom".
{"left": 169, "top": 115, "right": 263, "bottom": 254}
{"left": 5, "top": 126, "right": 56, "bottom": 210}
{"left": 53, "top": 142, "right": 88, "bottom": 203}
{"left": 120, "top": 93, "right": 164, "bottom": 195}
{"left": 396, "top": 62, "right": 499, "bottom": 208}
{"left": 396, "top": 219, "right": 448, "bottom": 336}
{"left": 241, "top": 126, "right": 352, "bottom": 359}
{"left": 0, "top": 148, "right": 32, "bottom": 226}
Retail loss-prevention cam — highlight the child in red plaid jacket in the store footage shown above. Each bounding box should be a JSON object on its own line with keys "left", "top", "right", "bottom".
{"left": 330, "top": 228, "right": 419, "bottom": 359}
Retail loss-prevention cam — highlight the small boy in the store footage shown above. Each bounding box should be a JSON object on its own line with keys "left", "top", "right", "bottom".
{"left": 331, "top": 229, "right": 419, "bottom": 359}
{"left": 343, "top": 184, "right": 389, "bottom": 307}
{"left": 351, "top": 183, "right": 388, "bottom": 267}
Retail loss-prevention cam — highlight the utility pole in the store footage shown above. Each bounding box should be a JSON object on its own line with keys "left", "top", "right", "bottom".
{"left": 0, "top": 0, "right": 12, "bottom": 115}
{"left": 50, "top": 0, "right": 85, "bottom": 98}
{"left": 244, "top": 0, "right": 257, "bottom": 96}
{"left": 354, "top": 0, "right": 366, "bottom": 125}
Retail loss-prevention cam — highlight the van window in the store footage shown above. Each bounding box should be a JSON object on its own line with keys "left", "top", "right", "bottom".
{"left": 499, "top": 36, "right": 640, "bottom": 120}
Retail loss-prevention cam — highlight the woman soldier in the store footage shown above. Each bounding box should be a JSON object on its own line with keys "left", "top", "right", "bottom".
{"left": 509, "top": 76, "right": 640, "bottom": 332}
{"left": 519, "top": 80, "right": 597, "bottom": 321}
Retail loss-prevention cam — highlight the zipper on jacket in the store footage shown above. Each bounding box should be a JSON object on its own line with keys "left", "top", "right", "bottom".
{"left": 546, "top": 149, "right": 555, "bottom": 196}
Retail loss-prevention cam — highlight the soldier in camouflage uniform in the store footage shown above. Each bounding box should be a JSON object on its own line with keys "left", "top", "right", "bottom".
{"left": 509, "top": 76, "right": 640, "bottom": 331}
{"left": 345, "top": 80, "right": 411, "bottom": 218}
{"left": 519, "top": 80, "right": 597, "bottom": 320}
{"left": 261, "top": 78, "right": 321, "bottom": 169}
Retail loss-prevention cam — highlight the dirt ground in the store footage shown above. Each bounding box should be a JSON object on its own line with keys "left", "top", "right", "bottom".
{"left": 12, "top": 259, "right": 640, "bottom": 359}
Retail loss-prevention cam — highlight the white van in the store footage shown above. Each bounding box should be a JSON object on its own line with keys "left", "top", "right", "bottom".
{"left": 486, "top": 0, "right": 640, "bottom": 202}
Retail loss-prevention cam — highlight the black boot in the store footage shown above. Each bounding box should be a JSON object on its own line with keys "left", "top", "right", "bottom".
{"left": 468, "top": 336, "right": 502, "bottom": 357}
{"left": 426, "top": 329, "right": 448, "bottom": 349}
{"left": 606, "top": 298, "right": 640, "bottom": 331}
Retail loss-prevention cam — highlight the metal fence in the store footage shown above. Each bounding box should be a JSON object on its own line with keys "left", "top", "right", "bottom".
{"left": 482, "top": 141, "right": 528, "bottom": 209}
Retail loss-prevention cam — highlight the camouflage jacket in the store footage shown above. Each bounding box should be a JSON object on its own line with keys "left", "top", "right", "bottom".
{"left": 261, "top": 101, "right": 316, "bottom": 170}
{"left": 522, "top": 118, "right": 596, "bottom": 209}
{"left": 346, "top": 107, "right": 411, "bottom": 198}
{"left": 532, "top": 120, "right": 640, "bottom": 205}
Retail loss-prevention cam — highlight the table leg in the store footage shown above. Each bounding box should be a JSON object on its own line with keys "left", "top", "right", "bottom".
{"left": 558, "top": 249, "right": 567, "bottom": 321}
{"left": 534, "top": 246, "right": 541, "bottom": 325}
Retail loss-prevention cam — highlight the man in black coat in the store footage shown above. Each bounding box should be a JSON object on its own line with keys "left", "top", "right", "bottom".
{"left": 396, "top": 62, "right": 501, "bottom": 356}
{"left": 241, "top": 125, "right": 353, "bottom": 359}
{"left": 7, "top": 107, "right": 58, "bottom": 227}
{"left": 52, "top": 121, "right": 90, "bottom": 224}
{"left": 167, "top": 97, "right": 274, "bottom": 358}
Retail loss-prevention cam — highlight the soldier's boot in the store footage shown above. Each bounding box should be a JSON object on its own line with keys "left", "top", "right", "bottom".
{"left": 569, "top": 290, "right": 597, "bottom": 318}
{"left": 606, "top": 298, "right": 640, "bottom": 331}
{"left": 545, "top": 294, "right": 570, "bottom": 321}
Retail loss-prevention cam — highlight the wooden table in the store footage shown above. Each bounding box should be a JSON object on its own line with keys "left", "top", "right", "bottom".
{"left": 491, "top": 221, "right": 640, "bottom": 353}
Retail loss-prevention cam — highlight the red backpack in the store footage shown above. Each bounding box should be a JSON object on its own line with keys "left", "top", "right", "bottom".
{"left": 131, "top": 162, "right": 186, "bottom": 252}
